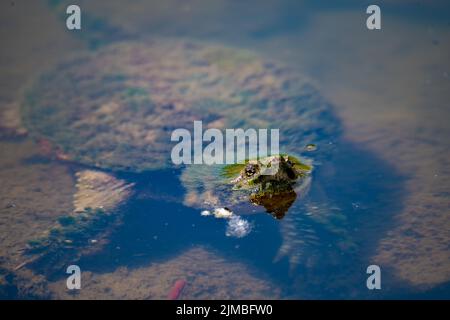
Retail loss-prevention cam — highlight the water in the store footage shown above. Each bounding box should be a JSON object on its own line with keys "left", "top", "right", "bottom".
{"left": 0, "top": 1, "right": 449, "bottom": 299}
{"left": 56, "top": 138, "right": 403, "bottom": 299}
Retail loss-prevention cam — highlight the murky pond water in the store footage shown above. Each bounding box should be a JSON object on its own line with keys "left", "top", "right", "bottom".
{"left": 0, "top": 1, "right": 449, "bottom": 299}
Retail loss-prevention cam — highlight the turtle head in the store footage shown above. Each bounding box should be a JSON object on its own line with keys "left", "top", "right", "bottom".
{"left": 223, "top": 154, "right": 312, "bottom": 219}
{"left": 224, "top": 154, "right": 312, "bottom": 194}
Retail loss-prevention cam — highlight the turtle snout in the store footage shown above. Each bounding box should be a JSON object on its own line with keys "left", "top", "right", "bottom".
{"left": 245, "top": 163, "right": 258, "bottom": 177}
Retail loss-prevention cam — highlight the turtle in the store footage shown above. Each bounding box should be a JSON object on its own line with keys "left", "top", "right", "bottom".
{"left": 183, "top": 154, "right": 313, "bottom": 219}
{"left": 18, "top": 38, "right": 350, "bottom": 274}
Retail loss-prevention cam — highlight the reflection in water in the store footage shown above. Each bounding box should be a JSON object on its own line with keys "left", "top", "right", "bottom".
{"left": 250, "top": 189, "right": 297, "bottom": 220}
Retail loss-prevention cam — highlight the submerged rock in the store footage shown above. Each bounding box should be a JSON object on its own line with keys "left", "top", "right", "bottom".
{"left": 22, "top": 170, "right": 134, "bottom": 275}
{"left": 73, "top": 170, "right": 134, "bottom": 213}
{"left": 48, "top": 247, "right": 281, "bottom": 299}
{"left": 0, "top": 102, "right": 27, "bottom": 138}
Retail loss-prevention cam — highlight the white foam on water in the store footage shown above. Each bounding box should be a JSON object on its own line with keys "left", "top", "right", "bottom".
{"left": 200, "top": 210, "right": 211, "bottom": 216}
{"left": 226, "top": 215, "right": 252, "bottom": 238}
{"left": 213, "top": 207, "right": 233, "bottom": 218}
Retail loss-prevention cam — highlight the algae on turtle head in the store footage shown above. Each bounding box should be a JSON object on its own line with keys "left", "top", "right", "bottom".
{"left": 224, "top": 154, "right": 311, "bottom": 193}
{"left": 222, "top": 154, "right": 312, "bottom": 219}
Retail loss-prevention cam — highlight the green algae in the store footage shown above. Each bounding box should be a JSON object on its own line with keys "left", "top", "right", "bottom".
{"left": 22, "top": 39, "right": 338, "bottom": 173}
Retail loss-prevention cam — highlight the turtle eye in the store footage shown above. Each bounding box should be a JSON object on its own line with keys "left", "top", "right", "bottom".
{"left": 286, "top": 160, "right": 293, "bottom": 167}
{"left": 245, "top": 164, "right": 257, "bottom": 177}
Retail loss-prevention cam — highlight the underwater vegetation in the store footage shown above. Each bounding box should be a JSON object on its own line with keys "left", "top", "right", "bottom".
{"left": 25, "top": 208, "right": 116, "bottom": 273}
